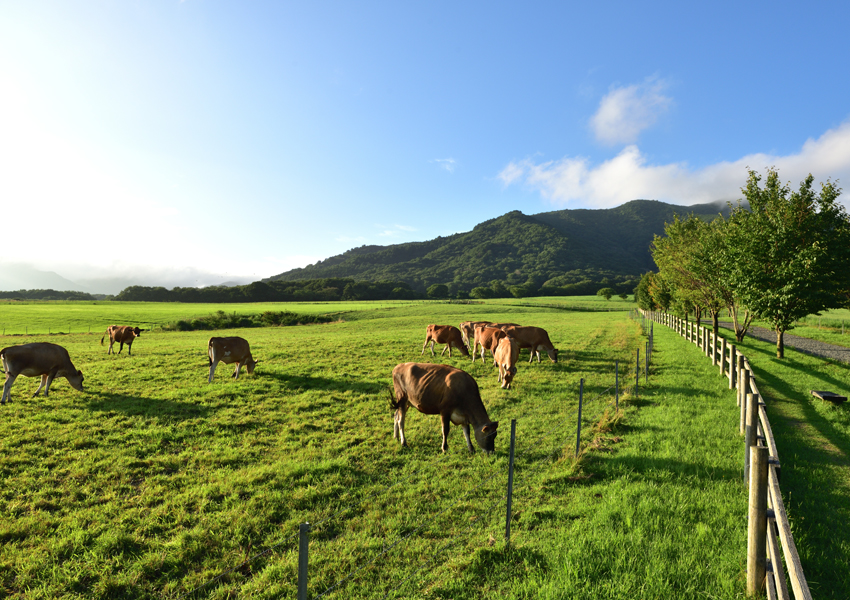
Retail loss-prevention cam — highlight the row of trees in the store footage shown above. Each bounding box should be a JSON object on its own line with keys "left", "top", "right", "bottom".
{"left": 637, "top": 168, "right": 850, "bottom": 357}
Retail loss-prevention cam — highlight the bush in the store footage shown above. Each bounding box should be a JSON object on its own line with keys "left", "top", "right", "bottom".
{"left": 162, "top": 310, "right": 333, "bottom": 332}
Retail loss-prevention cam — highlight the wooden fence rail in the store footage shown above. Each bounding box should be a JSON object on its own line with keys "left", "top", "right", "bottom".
{"left": 642, "top": 310, "right": 811, "bottom": 600}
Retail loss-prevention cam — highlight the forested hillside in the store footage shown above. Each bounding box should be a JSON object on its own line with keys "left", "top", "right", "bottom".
{"left": 267, "top": 199, "right": 731, "bottom": 296}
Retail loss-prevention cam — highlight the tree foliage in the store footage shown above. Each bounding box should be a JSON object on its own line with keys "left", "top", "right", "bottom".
{"left": 725, "top": 168, "right": 850, "bottom": 357}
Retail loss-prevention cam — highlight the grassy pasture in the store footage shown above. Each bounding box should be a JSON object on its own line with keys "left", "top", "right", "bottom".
{"left": 1, "top": 301, "right": 751, "bottom": 598}
{"left": 0, "top": 300, "right": 424, "bottom": 336}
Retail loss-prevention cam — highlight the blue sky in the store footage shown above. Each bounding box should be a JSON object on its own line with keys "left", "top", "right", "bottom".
{"left": 2, "top": 1, "right": 850, "bottom": 292}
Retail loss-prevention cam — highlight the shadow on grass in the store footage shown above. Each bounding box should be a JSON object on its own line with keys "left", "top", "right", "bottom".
{"left": 84, "top": 391, "right": 213, "bottom": 419}
{"left": 264, "top": 371, "right": 387, "bottom": 396}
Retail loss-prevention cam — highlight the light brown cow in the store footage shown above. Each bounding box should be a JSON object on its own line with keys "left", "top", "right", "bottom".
{"left": 421, "top": 324, "right": 470, "bottom": 357}
{"left": 391, "top": 362, "right": 498, "bottom": 454}
{"left": 101, "top": 325, "right": 142, "bottom": 355}
{"left": 208, "top": 337, "right": 259, "bottom": 383}
{"left": 472, "top": 325, "right": 506, "bottom": 363}
{"left": 459, "top": 321, "right": 492, "bottom": 350}
{"left": 502, "top": 325, "right": 558, "bottom": 363}
{"left": 494, "top": 336, "right": 519, "bottom": 389}
{"left": 1, "top": 343, "right": 84, "bottom": 404}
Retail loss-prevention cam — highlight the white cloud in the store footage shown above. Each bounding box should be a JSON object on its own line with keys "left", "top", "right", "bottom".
{"left": 376, "top": 223, "right": 417, "bottom": 237}
{"left": 499, "top": 121, "right": 850, "bottom": 208}
{"left": 590, "top": 77, "right": 672, "bottom": 145}
{"left": 432, "top": 158, "right": 457, "bottom": 173}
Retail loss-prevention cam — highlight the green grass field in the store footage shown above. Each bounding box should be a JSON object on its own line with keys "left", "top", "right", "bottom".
{"left": 0, "top": 300, "right": 829, "bottom": 598}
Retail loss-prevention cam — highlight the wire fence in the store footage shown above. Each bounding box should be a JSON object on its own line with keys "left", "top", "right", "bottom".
{"left": 177, "top": 325, "right": 653, "bottom": 599}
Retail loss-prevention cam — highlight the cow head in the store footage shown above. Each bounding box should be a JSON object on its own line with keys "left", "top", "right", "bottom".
{"left": 68, "top": 370, "right": 85, "bottom": 392}
{"left": 475, "top": 421, "right": 499, "bottom": 454}
{"left": 500, "top": 365, "right": 517, "bottom": 389}
{"left": 246, "top": 357, "right": 260, "bottom": 374}
{"left": 133, "top": 327, "right": 142, "bottom": 337}
{"left": 547, "top": 348, "right": 558, "bottom": 363}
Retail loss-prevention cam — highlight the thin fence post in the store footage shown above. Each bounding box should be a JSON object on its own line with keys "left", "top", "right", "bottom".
{"left": 505, "top": 419, "right": 517, "bottom": 544}
{"left": 615, "top": 360, "right": 619, "bottom": 412}
{"left": 298, "top": 522, "right": 311, "bottom": 600}
{"left": 575, "top": 379, "right": 584, "bottom": 458}
{"left": 635, "top": 349, "right": 639, "bottom": 398}
{"left": 644, "top": 342, "right": 648, "bottom": 383}
{"left": 747, "top": 446, "right": 768, "bottom": 595}
{"left": 719, "top": 338, "right": 727, "bottom": 376}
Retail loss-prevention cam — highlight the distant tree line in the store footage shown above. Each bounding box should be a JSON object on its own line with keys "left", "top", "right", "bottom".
{"left": 115, "top": 279, "right": 422, "bottom": 302}
{"left": 636, "top": 168, "right": 850, "bottom": 358}
{"left": 0, "top": 289, "right": 102, "bottom": 301}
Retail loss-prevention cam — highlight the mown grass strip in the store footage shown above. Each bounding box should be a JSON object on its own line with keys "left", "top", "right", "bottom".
{"left": 711, "top": 326, "right": 850, "bottom": 599}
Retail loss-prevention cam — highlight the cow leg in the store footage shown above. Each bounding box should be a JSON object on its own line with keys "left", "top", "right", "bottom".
{"left": 233, "top": 363, "right": 243, "bottom": 379}
{"left": 441, "top": 345, "right": 449, "bottom": 357}
{"left": 1, "top": 374, "right": 17, "bottom": 404}
{"left": 32, "top": 374, "right": 48, "bottom": 397}
{"left": 440, "top": 414, "right": 452, "bottom": 453}
{"left": 127, "top": 342, "right": 132, "bottom": 356}
{"left": 208, "top": 360, "right": 218, "bottom": 383}
{"left": 461, "top": 424, "right": 475, "bottom": 453}
{"left": 118, "top": 341, "right": 124, "bottom": 355}
{"left": 394, "top": 403, "right": 409, "bottom": 446}
{"left": 43, "top": 373, "right": 57, "bottom": 396}
{"left": 107, "top": 341, "right": 114, "bottom": 355}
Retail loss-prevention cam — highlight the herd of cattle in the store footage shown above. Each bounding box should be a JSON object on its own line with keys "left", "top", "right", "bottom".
{"left": 0, "top": 319, "right": 558, "bottom": 456}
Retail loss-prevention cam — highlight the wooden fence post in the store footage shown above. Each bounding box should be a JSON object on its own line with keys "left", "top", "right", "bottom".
{"left": 739, "top": 365, "right": 750, "bottom": 436}
{"left": 729, "top": 345, "right": 737, "bottom": 390}
{"left": 710, "top": 331, "right": 716, "bottom": 365}
{"left": 719, "top": 338, "right": 727, "bottom": 376}
{"left": 744, "top": 392, "right": 757, "bottom": 480}
{"left": 747, "top": 446, "right": 768, "bottom": 596}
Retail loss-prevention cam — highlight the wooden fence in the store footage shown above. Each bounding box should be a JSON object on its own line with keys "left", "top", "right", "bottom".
{"left": 642, "top": 310, "right": 812, "bottom": 600}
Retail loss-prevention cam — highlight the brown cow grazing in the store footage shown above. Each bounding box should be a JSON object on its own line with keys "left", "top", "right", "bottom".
{"left": 208, "top": 337, "right": 259, "bottom": 383}
{"left": 459, "top": 321, "right": 492, "bottom": 350}
{"left": 502, "top": 325, "right": 558, "bottom": 363}
{"left": 422, "top": 324, "right": 470, "bottom": 357}
{"left": 472, "top": 325, "right": 506, "bottom": 363}
{"left": 494, "top": 336, "right": 519, "bottom": 389}
{"left": 1, "top": 343, "right": 84, "bottom": 404}
{"left": 101, "top": 325, "right": 142, "bottom": 355}
{"left": 391, "top": 362, "right": 498, "bottom": 454}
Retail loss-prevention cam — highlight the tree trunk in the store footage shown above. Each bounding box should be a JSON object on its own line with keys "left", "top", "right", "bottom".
{"left": 776, "top": 329, "right": 785, "bottom": 358}
{"left": 712, "top": 312, "right": 719, "bottom": 338}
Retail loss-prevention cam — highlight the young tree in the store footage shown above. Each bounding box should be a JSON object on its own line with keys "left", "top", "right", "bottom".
{"left": 596, "top": 287, "right": 615, "bottom": 300}
{"left": 426, "top": 283, "right": 449, "bottom": 299}
{"left": 726, "top": 168, "right": 850, "bottom": 357}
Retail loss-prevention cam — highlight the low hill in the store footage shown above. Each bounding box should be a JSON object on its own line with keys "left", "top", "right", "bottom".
{"left": 267, "top": 199, "right": 731, "bottom": 295}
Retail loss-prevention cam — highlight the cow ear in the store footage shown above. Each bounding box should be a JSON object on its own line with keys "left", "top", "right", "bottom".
{"left": 482, "top": 422, "right": 499, "bottom": 433}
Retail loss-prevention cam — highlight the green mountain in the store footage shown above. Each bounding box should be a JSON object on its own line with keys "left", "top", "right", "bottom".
{"left": 266, "top": 199, "right": 732, "bottom": 295}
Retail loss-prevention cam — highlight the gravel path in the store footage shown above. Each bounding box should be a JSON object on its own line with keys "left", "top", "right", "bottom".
{"left": 707, "top": 320, "right": 850, "bottom": 364}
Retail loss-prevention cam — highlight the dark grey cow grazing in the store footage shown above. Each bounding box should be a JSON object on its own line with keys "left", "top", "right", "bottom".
{"left": 391, "top": 362, "right": 498, "bottom": 454}
{"left": 208, "top": 337, "right": 259, "bottom": 383}
{"left": 1, "top": 343, "right": 84, "bottom": 404}
{"left": 101, "top": 325, "right": 142, "bottom": 355}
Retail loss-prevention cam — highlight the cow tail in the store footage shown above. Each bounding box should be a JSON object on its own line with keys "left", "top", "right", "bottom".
{"left": 100, "top": 334, "right": 105, "bottom": 346}
{"left": 387, "top": 388, "right": 401, "bottom": 411}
